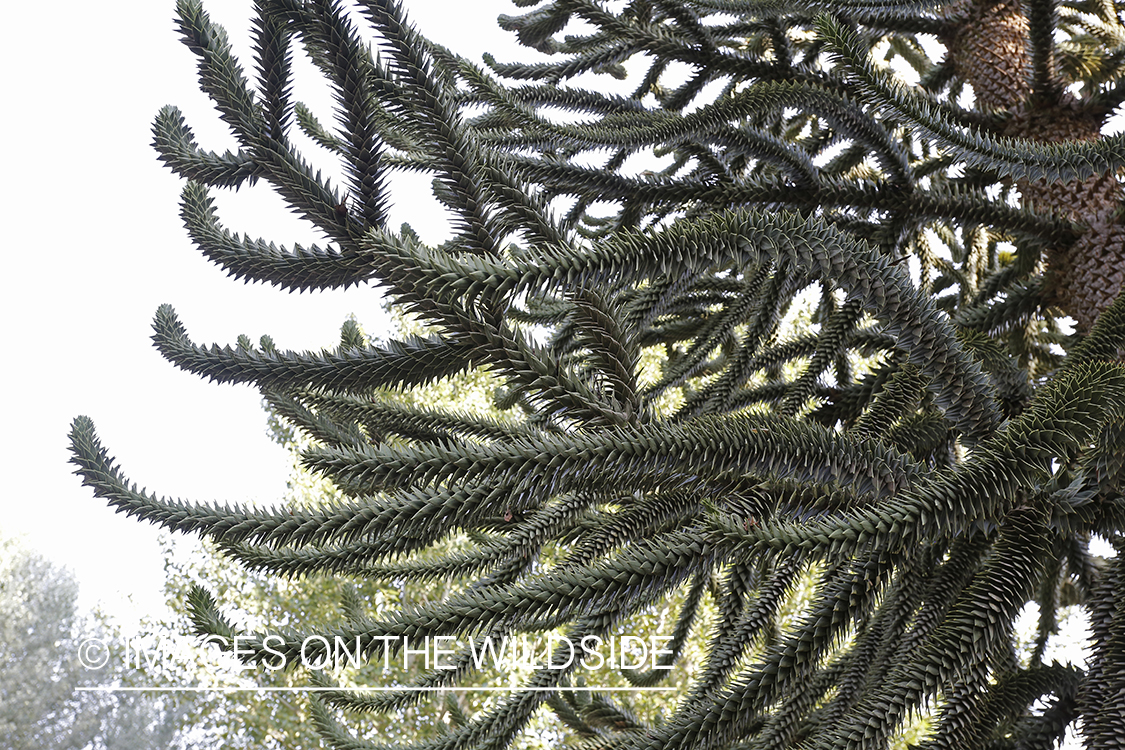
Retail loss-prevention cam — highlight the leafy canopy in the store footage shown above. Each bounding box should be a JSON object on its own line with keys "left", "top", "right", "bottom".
{"left": 69, "top": 0, "right": 1125, "bottom": 748}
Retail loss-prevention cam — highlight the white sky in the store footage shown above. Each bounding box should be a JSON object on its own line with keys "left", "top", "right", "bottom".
{"left": 0, "top": 0, "right": 525, "bottom": 623}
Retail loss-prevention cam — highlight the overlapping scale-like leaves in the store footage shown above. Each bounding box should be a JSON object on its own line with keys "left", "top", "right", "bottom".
{"left": 69, "top": 0, "right": 1125, "bottom": 748}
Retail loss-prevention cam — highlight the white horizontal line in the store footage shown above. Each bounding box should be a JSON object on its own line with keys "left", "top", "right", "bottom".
{"left": 77, "top": 686, "right": 676, "bottom": 693}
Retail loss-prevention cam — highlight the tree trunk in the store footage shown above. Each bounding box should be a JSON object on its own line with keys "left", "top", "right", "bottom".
{"left": 946, "top": 0, "right": 1125, "bottom": 331}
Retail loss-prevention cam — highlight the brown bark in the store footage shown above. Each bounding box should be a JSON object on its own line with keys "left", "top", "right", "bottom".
{"left": 944, "top": 0, "right": 1125, "bottom": 331}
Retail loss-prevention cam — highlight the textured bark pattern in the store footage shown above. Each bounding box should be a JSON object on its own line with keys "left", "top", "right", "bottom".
{"left": 946, "top": 0, "right": 1125, "bottom": 330}
{"left": 947, "top": 0, "right": 1033, "bottom": 111}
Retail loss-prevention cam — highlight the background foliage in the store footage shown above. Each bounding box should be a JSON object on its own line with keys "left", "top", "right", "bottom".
{"left": 0, "top": 535, "right": 190, "bottom": 749}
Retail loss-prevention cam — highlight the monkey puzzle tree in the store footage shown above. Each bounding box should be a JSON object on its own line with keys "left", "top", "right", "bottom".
{"left": 148, "top": 328, "right": 546, "bottom": 749}
{"left": 70, "top": 0, "right": 1125, "bottom": 747}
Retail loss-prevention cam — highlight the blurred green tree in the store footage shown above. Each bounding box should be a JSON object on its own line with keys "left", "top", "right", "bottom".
{"left": 0, "top": 535, "right": 190, "bottom": 749}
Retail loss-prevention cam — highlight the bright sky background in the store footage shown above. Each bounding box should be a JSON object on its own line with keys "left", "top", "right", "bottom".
{"left": 1, "top": 0, "right": 525, "bottom": 624}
